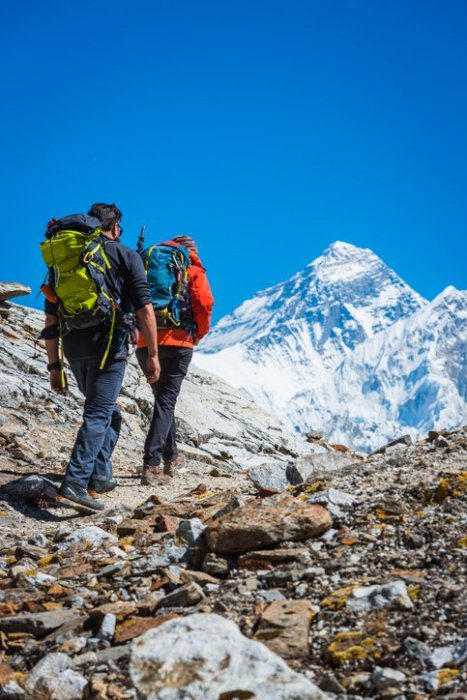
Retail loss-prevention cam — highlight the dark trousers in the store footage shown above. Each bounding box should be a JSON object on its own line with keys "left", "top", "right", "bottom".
{"left": 63, "top": 357, "right": 126, "bottom": 490}
{"left": 136, "top": 346, "right": 193, "bottom": 466}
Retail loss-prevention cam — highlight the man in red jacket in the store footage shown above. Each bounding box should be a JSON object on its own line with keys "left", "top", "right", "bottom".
{"left": 136, "top": 235, "right": 214, "bottom": 485}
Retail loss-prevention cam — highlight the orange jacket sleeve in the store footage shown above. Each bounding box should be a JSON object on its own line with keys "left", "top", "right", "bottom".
{"left": 189, "top": 265, "right": 214, "bottom": 340}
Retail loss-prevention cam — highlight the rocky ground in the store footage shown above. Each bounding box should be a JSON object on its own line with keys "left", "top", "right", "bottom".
{"left": 0, "top": 289, "right": 466, "bottom": 699}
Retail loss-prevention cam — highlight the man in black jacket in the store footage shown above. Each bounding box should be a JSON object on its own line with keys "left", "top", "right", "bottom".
{"left": 44, "top": 203, "right": 160, "bottom": 513}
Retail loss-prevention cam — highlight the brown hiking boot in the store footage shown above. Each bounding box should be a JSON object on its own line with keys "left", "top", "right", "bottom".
{"left": 141, "top": 464, "right": 170, "bottom": 486}
{"left": 163, "top": 452, "right": 186, "bottom": 477}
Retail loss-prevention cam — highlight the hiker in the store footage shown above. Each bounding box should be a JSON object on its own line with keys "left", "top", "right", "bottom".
{"left": 137, "top": 235, "right": 214, "bottom": 485}
{"left": 41, "top": 203, "right": 160, "bottom": 513}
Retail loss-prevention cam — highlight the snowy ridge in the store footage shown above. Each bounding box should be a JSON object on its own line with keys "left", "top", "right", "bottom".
{"left": 194, "top": 242, "right": 466, "bottom": 451}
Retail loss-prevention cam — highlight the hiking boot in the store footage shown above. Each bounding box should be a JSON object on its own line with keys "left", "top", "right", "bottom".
{"left": 141, "top": 464, "right": 170, "bottom": 486}
{"left": 57, "top": 483, "right": 105, "bottom": 513}
{"left": 88, "top": 478, "right": 117, "bottom": 496}
{"left": 163, "top": 452, "right": 185, "bottom": 477}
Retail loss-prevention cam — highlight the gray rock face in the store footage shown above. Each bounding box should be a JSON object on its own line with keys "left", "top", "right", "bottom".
{"left": 307, "top": 488, "right": 356, "bottom": 517}
{"left": 0, "top": 610, "right": 83, "bottom": 637}
{"left": 159, "top": 582, "right": 204, "bottom": 608}
{"left": 96, "top": 612, "right": 116, "bottom": 643}
{"left": 369, "top": 666, "right": 407, "bottom": 689}
{"left": 288, "top": 452, "right": 355, "bottom": 484}
{"left": 0, "top": 283, "right": 31, "bottom": 301}
{"left": 176, "top": 518, "right": 206, "bottom": 546}
{"left": 0, "top": 299, "right": 316, "bottom": 476}
{"left": 248, "top": 462, "right": 291, "bottom": 492}
{"left": 23, "top": 652, "right": 87, "bottom": 699}
{"left": 130, "top": 613, "right": 327, "bottom": 699}
{"left": 1, "top": 475, "right": 58, "bottom": 500}
{"left": 57, "top": 526, "right": 118, "bottom": 550}
{"left": 371, "top": 434, "right": 413, "bottom": 455}
{"left": 346, "top": 580, "right": 413, "bottom": 613}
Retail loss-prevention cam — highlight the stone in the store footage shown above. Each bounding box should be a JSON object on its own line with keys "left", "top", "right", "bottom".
{"left": 422, "top": 668, "right": 460, "bottom": 691}
{"left": 1, "top": 680, "right": 25, "bottom": 696}
{"left": 96, "top": 613, "right": 116, "bottom": 642}
{"left": 1, "top": 475, "right": 58, "bottom": 500}
{"left": 254, "top": 599, "right": 311, "bottom": 658}
{"left": 453, "top": 638, "right": 467, "bottom": 666}
{"left": 90, "top": 601, "right": 137, "bottom": 623}
{"left": 319, "top": 674, "right": 346, "bottom": 695}
{"left": 308, "top": 488, "right": 356, "bottom": 517}
{"left": 0, "top": 663, "right": 17, "bottom": 686}
{"left": 159, "top": 582, "right": 204, "bottom": 609}
{"left": 57, "top": 526, "right": 117, "bottom": 550}
{"left": 28, "top": 532, "right": 49, "bottom": 548}
{"left": 23, "top": 652, "right": 70, "bottom": 695}
{"left": 0, "top": 610, "right": 82, "bottom": 637}
{"left": 117, "top": 518, "right": 153, "bottom": 537}
{"left": 346, "top": 580, "right": 413, "bottom": 613}
{"left": 179, "top": 569, "right": 220, "bottom": 586}
{"left": 176, "top": 518, "right": 206, "bottom": 545}
{"left": 0, "top": 283, "right": 31, "bottom": 302}
{"left": 288, "top": 452, "right": 355, "bottom": 483}
{"left": 306, "top": 430, "right": 323, "bottom": 442}
{"left": 402, "top": 637, "right": 432, "bottom": 668}
{"left": 205, "top": 495, "right": 331, "bottom": 554}
{"left": 259, "top": 590, "right": 287, "bottom": 602}
{"left": 115, "top": 614, "right": 178, "bottom": 644}
{"left": 201, "top": 553, "right": 230, "bottom": 577}
{"left": 238, "top": 547, "right": 310, "bottom": 569}
{"left": 30, "top": 669, "right": 88, "bottom": 699}
{"left": 248, "top": 463, "right": 290, "bottom": 493}
{"left": 131, "top": 543, "right": 188, "bottom": 575}
{"left": 370, "top": 434, "right": 413, "bottom": 455}
{"left": 369, "top": 667, "right": 407, "bottom": 689}
{"left": 130, "top": 613, "right": 327, "bottom": 699}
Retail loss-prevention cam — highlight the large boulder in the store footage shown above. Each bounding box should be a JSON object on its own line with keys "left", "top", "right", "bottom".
{"left": 205, "top": 495, "right": 331, "bottom": 554}
{"left": 130, "top": 613, "right": 327, "bottom": 699}
{"left": 288, "top": 452, "right": 356, "bottom": 484}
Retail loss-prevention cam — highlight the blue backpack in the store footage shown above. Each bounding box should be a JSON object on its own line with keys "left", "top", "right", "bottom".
{"left": 142, "top": 242, "right": 192, "bottom": 328}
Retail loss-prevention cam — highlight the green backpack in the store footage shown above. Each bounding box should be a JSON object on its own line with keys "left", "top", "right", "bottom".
{"left": 40, "top": 214, "right": 117, "bottom": 369}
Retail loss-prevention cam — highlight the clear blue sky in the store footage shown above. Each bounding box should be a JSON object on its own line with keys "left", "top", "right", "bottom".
{"left": 1, "top": 0, "right": 465, "bottom": 321}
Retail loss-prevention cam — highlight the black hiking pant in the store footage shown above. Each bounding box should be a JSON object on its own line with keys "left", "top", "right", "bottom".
{"left": 136, "top": 345, "right": 193, "bottom": 466}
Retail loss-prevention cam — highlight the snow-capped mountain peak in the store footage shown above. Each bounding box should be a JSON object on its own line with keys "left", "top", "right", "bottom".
{"left": 310, "top": 240, "right": 380, "bottom": 283}
{"left": 194, "top": 242, "right": 465, "bottom": 451}
{"left": 201, "top": 240, "right": 425, "bottom": 354}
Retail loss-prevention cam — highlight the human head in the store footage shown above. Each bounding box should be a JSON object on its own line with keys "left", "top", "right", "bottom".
{"left": 88, "top": 202, "right": 122, "bottom": 239}
{"left": 172, "top": 235, "right": 198, "bottom": 252}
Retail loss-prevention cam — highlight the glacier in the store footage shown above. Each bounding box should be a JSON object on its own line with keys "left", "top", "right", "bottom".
{"left": 193, "top": 241, "right": 467, "bottom": 452}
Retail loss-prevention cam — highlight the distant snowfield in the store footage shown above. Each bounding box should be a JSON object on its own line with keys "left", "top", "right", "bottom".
{"left": 194, "top": 241, "right": 467, "bottom": 452}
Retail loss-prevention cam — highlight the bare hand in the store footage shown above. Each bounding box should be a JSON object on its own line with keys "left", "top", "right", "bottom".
{"left": 146, "top": 354, "right": 161, "bottom": 384}
{"left": 49, "top": 368, "right": 68, "bottom": 394}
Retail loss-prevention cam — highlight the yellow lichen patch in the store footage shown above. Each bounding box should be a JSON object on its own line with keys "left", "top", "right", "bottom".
{"left": 456, "top": 536, "right": 467, "bottom": 549}
{"left": 295, "top": 480, "right": 332, "bottom": 501}
{"left": 308, "top": 609, "right": 318, "bottom": 621}
{"left": 375, "top": 507, "right": 403, "bottom": 522}
{"left": 38, "top": 554, "right": 57, "bottom": 568}
{"left": 416, "top": 510, "right": 426, "bottom": 517}
{"left": 431, "top": 472, "right": 467, "bottom": 502}
{"left": 195, "top": 490, "right": 215, "bottom": 500}
{"left": 23, "top": 569, "right": 38, "bottom": 577}
{"left": 0, "top": 510, "right": 8, "bottom": 517}
{"left": 436, "top": 668, "right": 459, "bottom": 688}
{"left": 327, "top": 631, "right": 381, "bottom": 665}
{"left": 118, "top": 536, "right": 134, "bottom": 547}
{"left": 321, "top": 585, "right": 356, "bottom": 611}
{"left": 407, "top": 584, "right": 421, "bottom": 601}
